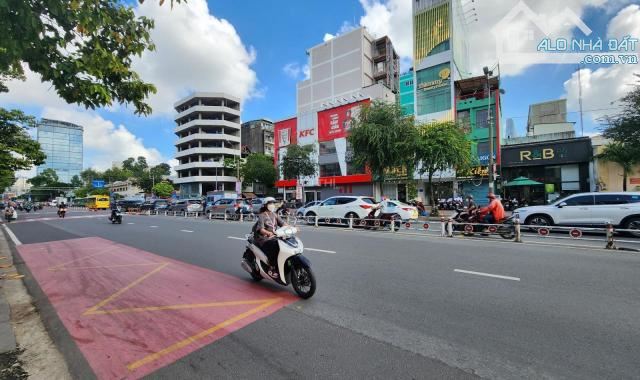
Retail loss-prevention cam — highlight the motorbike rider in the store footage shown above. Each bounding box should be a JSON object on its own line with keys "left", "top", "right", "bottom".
{"left": 4, "top": 204, "right": 15, "bottom": 221}
{"left": 478, "top": 192, "right": 505, "bottom": 224}
{"left": 109, "top": 196, "right": 119, "bottom": 220}
{"left": 466, "top": 195, "right": 477, "bottom": 213}
{"left": 252, "top": 197, "right": 288, "bottom": 271}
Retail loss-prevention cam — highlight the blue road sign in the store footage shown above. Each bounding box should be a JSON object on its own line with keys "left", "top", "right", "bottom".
{"left": 92, "top": 179, "right": 105, "bottom": 188}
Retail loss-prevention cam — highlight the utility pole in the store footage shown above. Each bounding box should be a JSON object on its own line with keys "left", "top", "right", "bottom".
{"left": 577, "top": 65, "right": 584, "bottom": 137}
{"left": 484, "top": 66, "right": 495, "bottom": 193}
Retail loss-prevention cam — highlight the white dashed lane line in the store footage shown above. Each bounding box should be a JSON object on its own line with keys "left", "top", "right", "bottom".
{"left": 454, "top": 269, "right": 520, "bottom": 282}
{"left": 180, "top": 229, "right": 194, "bottom": 233}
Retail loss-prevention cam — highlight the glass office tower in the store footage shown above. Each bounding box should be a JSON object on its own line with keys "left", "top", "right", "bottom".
{"left": 36, "top": 119, "right": 83, "bottom": 183}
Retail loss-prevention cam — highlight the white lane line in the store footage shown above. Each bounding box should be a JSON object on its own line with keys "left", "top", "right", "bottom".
{"left": 150, "top": 226, "right": 158, "bottom": 228}
{"left": 2, "top": 224, "right": 22, "bottom": 246}
{"left": 305, "top": 248, "right": 336, "bottom": 254}
{"left": 454, "top": 269, "right": 520, "bottom": 282}
{"left": 180, "top": 229, "right": 193, "bottom": 233}
{"left": 127, "top": 222, "right": 135, "bottom": 225}
{"left": 226, "top": 236, "right": 336, "bottom": 254}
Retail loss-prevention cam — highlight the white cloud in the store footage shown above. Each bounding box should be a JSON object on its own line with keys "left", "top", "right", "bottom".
{"left": 283, "top": 62, "right": 302, "bottom": 79}
{"left": 167, "top": 158, "right": 179, "bottom": 176}
{"left": 323, "top": 33, "right": 336, "bottom": 42}
{"left": 133, "top": 0, "right": 258, "bottom": 114}
{"left": 324, "top": 21, "right": 358, "bottom": 42}
{"left": 41, "top": 107, "right": 164, "bottom": 171}
{"left": 359, "top": 0, "right": 411, "bottom": 60}
{"left": 563, "top": 5, "right": 640, "bottom": 124}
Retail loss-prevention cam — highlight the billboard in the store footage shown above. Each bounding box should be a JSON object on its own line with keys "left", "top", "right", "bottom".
{"left": 317, "top": 100, "right": 368, "bottom": 142}
{"left": 273, "top": 117, "right": 297, "bottom": 165}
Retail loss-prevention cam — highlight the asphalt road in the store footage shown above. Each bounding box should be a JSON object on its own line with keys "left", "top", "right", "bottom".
{"left": 4, "top": 209, "right": 640, "bottom": 379}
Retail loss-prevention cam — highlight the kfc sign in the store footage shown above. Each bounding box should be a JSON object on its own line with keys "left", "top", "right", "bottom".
{"left": 299, "top": 129, "right": 315, "bottom": 138}
{"left": 278, "top": 128, "right": 291, "bottom": 147}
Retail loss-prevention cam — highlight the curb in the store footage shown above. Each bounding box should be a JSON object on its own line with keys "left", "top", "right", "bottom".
{"left": 0, "top": 228, "right": 17, "bottom": 354}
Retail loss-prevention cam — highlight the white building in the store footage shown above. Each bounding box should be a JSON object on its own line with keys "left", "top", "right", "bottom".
{"left": 8, "top": 177, "right": 31, "bottom": 197}
{"left": 173, "top": 93, "right": 241, "bottom": 196}
{"left": 105, "top": 180, "right": 143, "bottom": 198}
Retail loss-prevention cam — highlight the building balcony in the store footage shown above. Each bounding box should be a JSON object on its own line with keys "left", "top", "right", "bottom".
{"left": 175, "top": 147, "right": 240, "bottom": 159}
{"left": 173, "top": 175, "right": 238, "bottom": 184}
{"left": 174, "top": 161, "right": 225, "bottom": 171}
{"left": 175, "top": 133, "right": 240, "bottom": 146}
{"left": 174, "top": 119, "right": 240, "bottom": 134}
{"left": 174, "top": 105, "right": 240, "bottom": 123}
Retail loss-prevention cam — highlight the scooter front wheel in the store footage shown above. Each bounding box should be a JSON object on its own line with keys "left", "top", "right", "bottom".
{"left": 291, "top": 264, "right": 316, "bottom": 299}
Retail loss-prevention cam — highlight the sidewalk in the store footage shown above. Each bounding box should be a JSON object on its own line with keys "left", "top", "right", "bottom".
{"left": 0, "top": 225, "right": 21, "bottom": 377}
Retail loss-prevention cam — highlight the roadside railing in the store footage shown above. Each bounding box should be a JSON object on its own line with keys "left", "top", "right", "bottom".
{"left": 132, "top": 210, "right": 640, "bottom": 252}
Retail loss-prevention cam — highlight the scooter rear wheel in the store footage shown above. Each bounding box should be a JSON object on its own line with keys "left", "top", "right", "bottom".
{"left": 291, "top": 264, "right": 316, "bottom": 299}
{"left": 243, "top": 250, "right": 262, "bottom": 281}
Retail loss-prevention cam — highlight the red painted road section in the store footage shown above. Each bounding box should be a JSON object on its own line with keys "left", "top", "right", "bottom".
{"left": 17, "top": 237, "right": 297, "bottom": 379}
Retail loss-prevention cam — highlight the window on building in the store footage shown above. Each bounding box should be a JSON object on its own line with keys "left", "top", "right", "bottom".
{"left": 475, "top": 106, "right": 496, "bottom": 129}
{"left": 457, "top": 110, "right": 470, "bottom": 132}
{"left": 416, "top": 63, "right": 451, "bottom": 116}
{"left": 320, "top": 163, "right": 341, "bottom": 177}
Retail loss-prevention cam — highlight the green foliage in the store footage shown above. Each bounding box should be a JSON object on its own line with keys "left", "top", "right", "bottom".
{"left": 280, "top": 145, "right": 317, "bottom": 180}
{"left": 241, "top": 154, "right": 278, "bottom": 188}
{"left": 136, "top": 162, "right": 171, "bottom": 193}
{"left": 152, "top": 181, "right": 174, "bottom": 197}
{"left": 28, "top": 168, "right": 59, "bottom": 187}
{"left": 348, "top": 101, "right": 416, "bottom": 181}
{"left": 70, "top": 175, "right": 83, "bottom": 187}
{"left": 0, "top": 0, "right": 182, "bottom": 115}
{"left": 80, "top": 168, "right": 102, "bottom": 184}
{"left": 414, "top": 121, "right": 474, "bottom": 208}
{"left": 601, "top": 74, "right": 640, "bottom": 146}
{"left": 597, "top": 143, "right": 640, "bottom": 191}
{"left": 0, "top": 109, "right": 46, "bottom": 189}
{"left": 103, "top": 167, "right": 133, "bottom": 182}
{"left": 90, "top": 188, "right": 110, "bottom": 196}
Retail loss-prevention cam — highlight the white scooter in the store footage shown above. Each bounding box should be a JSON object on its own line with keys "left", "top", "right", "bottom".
{"left": 241, "top": 226, "right": 316, "bottom": 299}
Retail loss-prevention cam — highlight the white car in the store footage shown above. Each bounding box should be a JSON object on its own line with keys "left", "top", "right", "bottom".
{"left": 378, "top": 200, "right": 419, "bottom": 221}
{"left": 304, "top": 196, "right": 377, "bottom": 220}
{"left": 296, "top": 201, "right": 321, "bottom": 217}
{"left": 514, "top": 192, "right": 640, "bottom": 234}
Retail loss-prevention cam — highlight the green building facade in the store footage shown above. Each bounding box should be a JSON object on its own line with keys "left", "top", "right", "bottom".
{"left": 399, "top": 71, "right": 415, "bottom": 116}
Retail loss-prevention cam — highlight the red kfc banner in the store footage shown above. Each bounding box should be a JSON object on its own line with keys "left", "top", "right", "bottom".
{"left": 274, "top": 117, "right": 297, "bottom": 164}
{"left": 317, "top": 100, "right": 369, "bottom": 142}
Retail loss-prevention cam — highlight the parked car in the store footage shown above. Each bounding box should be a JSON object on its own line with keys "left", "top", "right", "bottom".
{"left": 140, "top": 199, "right": 169, "bottom": 211}
{"left": 304, "top": 196, "right": 377, "bottom": 221}
{"left": 168, "top": 199, "right": 203, "bottom": 213}
{"left": 249, "top": 198, "right": 266, "bottom": 214}
{"left": 296, "top": 201, "right": 321, "bottom": 217}
{"left": 118, "top": 199, "right": 144, "bottom": 211}
{"left": 0, "top": 202, "right": 5, "bottom": 210}
{"left": 514, "top": 192, "right": 640, "bottom": 236}
{"left": 378, "top": 200, "right": 419, "bottom": 221}
{"left": 205, "top": 198, "right": 250, "bottom": 218}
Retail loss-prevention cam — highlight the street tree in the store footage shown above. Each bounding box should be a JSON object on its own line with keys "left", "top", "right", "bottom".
{"left": 70, "top": 175, "right": 83, "bottom": 188}
{"left": 597, "top": 143, "right": 639, "bottom": 191}
{"left": 0, "top": 109, "right": 46, "bottom": 189}
{"left": 601, "top": 74, "right": 640, "bottom": 146}
{"left": 280, "top": 145, "right": 317, "bottom": 181}
{"left": 80, "top": 168, "right": 103, "bottom": 185}
{"left": 28, "top": 168, "right": 60, "bottom": 188}
{"left": 348, "top": 100, "right": 416, "bottom": 194}
{"left": 152, "top": 181, "right": 174, "bottom": 198}
{"left": 241, "top": 154, "right": 278, "bottom": 189}
{"left": 136, "top": 163, "right": 171, "bottom": 193}
{"left": 414, "top": 121, "right": 474, "bottom": 214}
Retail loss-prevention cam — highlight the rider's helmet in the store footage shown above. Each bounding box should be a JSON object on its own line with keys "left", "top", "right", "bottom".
{"left": 487, "top": 192, "right": 496, "bottom": 199}
{"left": 263, "top": 197, "right": 276, "bottom": 205}
{"left": 467, "top": 194, "right": 474, "bottom": 199}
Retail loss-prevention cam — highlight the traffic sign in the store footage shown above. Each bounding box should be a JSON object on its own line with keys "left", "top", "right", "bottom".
{"left": 569, "top": 228, "right": 582, "bottom": 239}
{"left": 488, "top": 225, "right": 498, "bottom": 233}
{"left": 464, "top": 224, "right": 474, "bottom": 233}
{"left": 423, "top": 223, "right": 430, "bottom": 230}
{"left": 360, "top": 219, "right": 367, "bottom": 226}
{"left": 538, "top": 227, "right": 550, "bottom": 237}
{"left": 405, "top": 222, "right": 411, "bottom": 229}
{"left": 374, "top": 220, "right": 381, "bottom": 227}
{"left": 92, "top": 179, "right": 105, "bottom": 188}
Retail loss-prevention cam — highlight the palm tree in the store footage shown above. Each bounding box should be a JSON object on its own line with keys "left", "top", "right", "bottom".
{"left": 597, "top": 143, "right": 639, "bottom": 191}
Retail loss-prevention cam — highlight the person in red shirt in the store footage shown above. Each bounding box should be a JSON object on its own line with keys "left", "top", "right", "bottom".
{"left": 479, "top": 192, "right": 505, "bottom": 224}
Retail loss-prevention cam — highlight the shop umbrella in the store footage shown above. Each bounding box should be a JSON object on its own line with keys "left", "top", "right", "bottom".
{"left": 504, "top": 176, "right": 544, "bottom": 187}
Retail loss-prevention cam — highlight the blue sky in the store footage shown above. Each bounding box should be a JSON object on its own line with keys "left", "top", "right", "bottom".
{"left": 1, "top": 0, "right": 638, "bottom": 173}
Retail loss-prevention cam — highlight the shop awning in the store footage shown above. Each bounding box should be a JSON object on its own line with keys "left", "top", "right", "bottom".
{"left": 504, "top": 176, "right": 544, "bottom": 187}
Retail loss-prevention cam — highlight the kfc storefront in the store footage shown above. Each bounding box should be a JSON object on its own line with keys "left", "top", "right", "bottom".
{"left": 275, "top": 100, "right": 374, "bottom": 202}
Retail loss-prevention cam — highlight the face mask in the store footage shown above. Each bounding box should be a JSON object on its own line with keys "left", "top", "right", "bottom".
{"left": 267, "top": 204, "right": 276, "bottom": 212}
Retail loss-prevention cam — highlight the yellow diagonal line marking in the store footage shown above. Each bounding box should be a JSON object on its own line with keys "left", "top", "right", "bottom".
{"left": 87, "top": 298, "right": 281, "bottom": 315}
{"left": 82, "top": 263, "right": 169, "bottom": 316}
{"left": 48, "top": 245, "right": 120, "bottom": 271}
{"left": 49, "top": 263, "right": 164, "bottom": 272}
{"left": 127, "top": 298, "right": 281, "bottom": 371}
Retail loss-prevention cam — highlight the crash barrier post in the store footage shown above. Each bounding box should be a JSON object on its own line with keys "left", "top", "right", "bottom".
{"left": 314, "top": 215, "right": 319, "bottom": 228}
{"left": 165, "top": 211, "right": 168, "bottom": 216}
{"left": 605, "top": 222, "right": 616, "bottom": 250}
{"left": 390, "top": 219, "right": 395, "bottom": 232}
{"left": 514, "top": 218, "right": 522, "bottom": 243}
{"left": 240, "top": 212, "right": 244, "bottom": 222}
{"left": 440, "top": 217, "right": 446, "bottom": 237}
{"left": 348, "top": 217, "right": 353, "bottom": 230}
{"left": 224, "top": 212, "right": 227, "bottom": 221}
{"left": 447, "top": 218, "right": 453, "bottom": 237}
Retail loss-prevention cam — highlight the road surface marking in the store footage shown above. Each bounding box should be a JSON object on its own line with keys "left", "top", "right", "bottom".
{"left": 305, "top": 248, "right": 336, "bottom": 254}
{"left": 149, "top": 226, "right": 158, "bottom": 228}
{"left": 180, "top": 229, "right": 193, "bottom": 233}
{"left": 49, "top": 262, "right": 164, "bottom": 272}
{"left": 227, "top": 236, "right": 245, "bottom": 241}
{"left": 2, "top": 225, "right": 22, "bottom": 246}
{"left": 127, "top": 298, "right": 280, "bottom": 371}
{"left": 454, "top": 269, "right": 520, "bottom": 281}
{"left": 127, "top": 222, "right": 135, "bottom": 225}
{"left": 83, "top": 262, "right": 169, "bottom": 316}
{"left": 90, "top": 298, "right": 280, "bottom": 315}
{"left": 48, "top": 245, "right": 120, "bottom": 271}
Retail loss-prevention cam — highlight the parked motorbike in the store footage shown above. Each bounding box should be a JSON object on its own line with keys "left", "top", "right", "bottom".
{"left": 452, "top": 208, "right": 515, "bottom": 239}
{"left": 241, "top": 226, "right": 316, "bottom": 299}
{"left": 109, "top": 208, "right": 123, "bottom": 224}
{"left": 362, "top": 205, "right": 402, "bottom": 230}
{"left": 57, "top": 208, "right": 67, "bottom": 218}
{"left": 4, "top": 209, "right": 14, "bottom": 223}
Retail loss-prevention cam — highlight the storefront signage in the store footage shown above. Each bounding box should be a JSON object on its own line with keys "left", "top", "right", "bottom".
{"left": 417, "top": 68, "right": 450, "bottom": 91}
{"left": 318, "top": 100, "right": 368, "bottom": 142}
{"left": 278, "top": 128, "right": 291, "bottom": 147}
{"left": 273, "top": 117, "right": 297, "bottom": 166}
{"left": 630, "top": 178, "right": 640, "bottom": 185}
{"left": 502, "top": 139, "right": 592, "bottom": 167}
{"left": 469, "top": 166, "right": 488, "bottom": 177}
